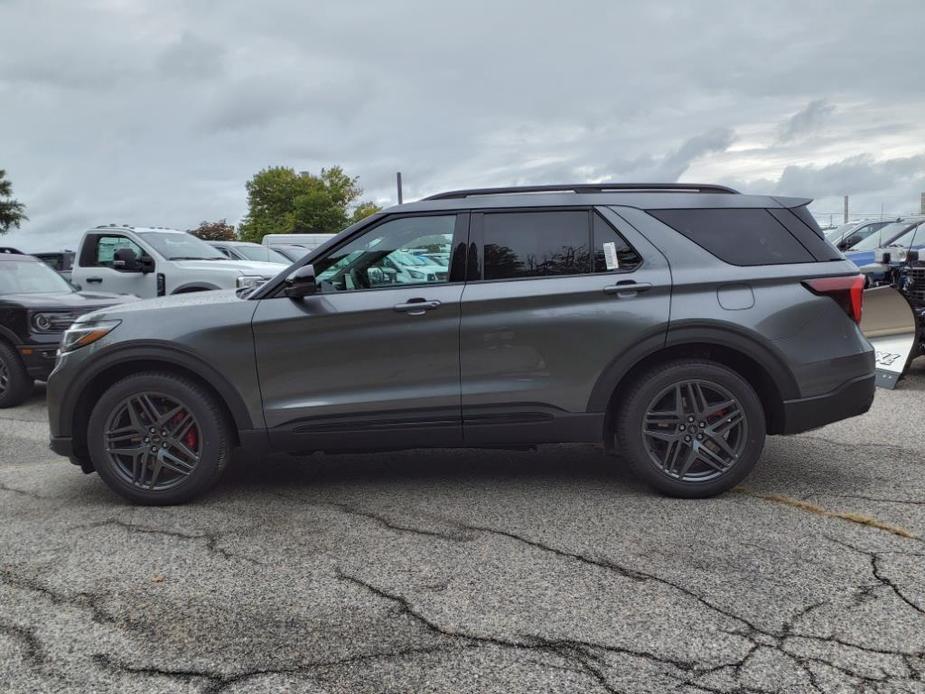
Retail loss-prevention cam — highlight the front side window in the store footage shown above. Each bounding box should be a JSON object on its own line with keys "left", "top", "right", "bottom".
{"left": 314, "top": 215, "right": 455, "bottom": 292}
{"left": 82, "top": 235, "right": 145, "bottom": 268}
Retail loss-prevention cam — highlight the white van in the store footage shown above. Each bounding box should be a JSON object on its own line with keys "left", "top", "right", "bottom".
{"left": 261, "top": 233, "right": 334, "bottom": 254}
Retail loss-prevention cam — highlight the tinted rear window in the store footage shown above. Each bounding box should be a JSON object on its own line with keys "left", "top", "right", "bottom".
{"left": 648, "top": 208, "right": 815, "bottom": 266}
{"left": 482, "top": 210, "right": 590, "bottom": 280}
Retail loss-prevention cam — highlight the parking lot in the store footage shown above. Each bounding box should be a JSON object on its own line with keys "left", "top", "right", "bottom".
{"left": 0, "top": 361, "right": 923, "bottom": 694}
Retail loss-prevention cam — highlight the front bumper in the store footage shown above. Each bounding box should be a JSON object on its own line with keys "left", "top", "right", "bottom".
{"left": 18, "top": 344, "right": 58, "bottom": 380}
{"left": 780, "top": 373, "right": 876, "bottom": 434}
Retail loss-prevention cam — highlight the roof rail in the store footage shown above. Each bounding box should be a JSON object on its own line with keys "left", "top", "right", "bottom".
{"left": 422, "top": 182, "right": 739, "bottom": 201}
{"left": 0, "top": 247, "right": 24, "bottom": 255}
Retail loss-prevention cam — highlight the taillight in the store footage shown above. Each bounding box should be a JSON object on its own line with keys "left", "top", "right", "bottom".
{"left": 802, "top": 275, "right": 865, "bottom": 324}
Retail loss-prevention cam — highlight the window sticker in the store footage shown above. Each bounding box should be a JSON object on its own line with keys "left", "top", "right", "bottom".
{"left": 603, "top": 241, "right": 619, "bottom": 270}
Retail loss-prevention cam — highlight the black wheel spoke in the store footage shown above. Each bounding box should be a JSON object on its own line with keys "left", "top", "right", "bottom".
{"left": 643, "top": 378, "right": 747, "bottom": 483}
{"left": 104, "top": 391, "right": 202, "bottom": 492}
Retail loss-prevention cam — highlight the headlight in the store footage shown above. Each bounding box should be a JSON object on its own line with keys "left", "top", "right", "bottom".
{"left": 32, "top": 311, "right": 74, "bottom": 333}
{"left": 59, "top": 320, "right": 121, "bottom": 355}
{"left": 236, "top": 275, "right": 266, "bottom": 290}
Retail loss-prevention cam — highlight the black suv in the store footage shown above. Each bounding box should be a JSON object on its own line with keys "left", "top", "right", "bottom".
{"left": 0, "top": 248, "right": 132, "bottom": 407}
{"left": 46, "top": 184, "right": 875, "bottom": 504}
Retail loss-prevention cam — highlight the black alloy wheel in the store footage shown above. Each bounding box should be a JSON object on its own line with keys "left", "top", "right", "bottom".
{"left": 642, "top": 380, "right": 747, "bottom": 483}
{"left": 88, "top": 372, "right": 232, "bottom": 505}
{"left": 616, "top": 360, "right": 766, "bottom": 498}
{"left": 103, "top": 392, "right": 203, "bottom": 491}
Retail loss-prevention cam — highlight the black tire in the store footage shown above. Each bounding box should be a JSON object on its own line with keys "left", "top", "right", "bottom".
{"left": 615, "top": 360, "right": 766, "bottom": 498}
{"left": 87, "top": 372, "right": 233, "bottom": 505}
{"left": 0, "top": 341, "right": 32, "bottom": 409}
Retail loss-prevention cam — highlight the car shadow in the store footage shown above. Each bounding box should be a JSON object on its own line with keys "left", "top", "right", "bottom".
{"left": 219, "top": 444, "right": 644, "bottom": 495}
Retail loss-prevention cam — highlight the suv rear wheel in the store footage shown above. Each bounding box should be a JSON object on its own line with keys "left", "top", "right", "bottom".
{"left": 87, "top": 372, "right": 232, "bottom": 505}
{"left": 616, "top": 360, "right": 766, "bottom": 497}
{"left": 0, "top": 341, "right": 32, "bottom": 409}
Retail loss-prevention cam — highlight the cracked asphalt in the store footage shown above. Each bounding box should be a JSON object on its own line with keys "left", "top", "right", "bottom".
{"left": 2, "top": 359, "right": 925, "bottom": 693}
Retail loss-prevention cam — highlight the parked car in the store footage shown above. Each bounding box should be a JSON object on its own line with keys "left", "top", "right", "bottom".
{"left": 272, "top": 245, "right": 311, "bottom": 262}
{"left": 209, "top": 240, "right": 290, "bottom": 265}
{"left": 70, "top": 225, "right": 285, "bottom": 297}
{"left": 48, "top": 183, "right": 874, "bottom": 505}
{"left": 262, "top": 233, "right": 334, "bottom": 254}
{"left": 845, "top": 218, "right": 925, "bottom": 270}
{"left": 824, "top": 219, "right": 894, "bottom": 251}
{"left": 0, "top": 248, "right": 134, "bottom": 407}
{"left": 33, "top": 250, "right": 76, "bottom": 282}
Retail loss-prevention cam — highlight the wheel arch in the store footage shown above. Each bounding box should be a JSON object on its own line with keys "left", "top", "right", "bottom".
{"left": 171, "top": 283, "right": 220, "bottom": 294}
{"left": 592, "top": 326, "right": 796, "bottom": 443}
{"left": 64, "top": 345, "right": 254, "bottom": 459}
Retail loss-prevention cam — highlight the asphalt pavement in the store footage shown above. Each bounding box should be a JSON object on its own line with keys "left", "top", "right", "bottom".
{"left": 2, "top": 360, "right": 925, "bottom": 693}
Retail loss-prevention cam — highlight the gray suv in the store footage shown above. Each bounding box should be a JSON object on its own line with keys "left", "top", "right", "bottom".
{"left": 47, "top": 183, "right": 875, "bottom": 504}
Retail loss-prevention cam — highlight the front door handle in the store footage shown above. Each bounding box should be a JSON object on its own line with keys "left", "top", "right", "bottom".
{"left": 85, "top": 277, "right": 103, "bottom": 284}
{"left": 603, "top": 281, "right": 652, "bottom": 297}
{"left": 394, "top": 299, "right": 441, "bottom": 316}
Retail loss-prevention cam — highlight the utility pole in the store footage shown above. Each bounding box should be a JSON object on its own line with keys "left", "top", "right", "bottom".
{"left": 843, "top": 195, "right": 849, "bottom": 224}
{"left": 396, "top": 172, "right": 403, "bottom": 204}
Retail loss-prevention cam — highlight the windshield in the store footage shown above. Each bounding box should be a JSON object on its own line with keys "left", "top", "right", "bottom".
{"left": 885, "top": 223, "right": 925, "bottom": 250}
{"left": 140, "top": 232, "right": 226, "bottom": 260}
{"left": 850, "top": 222, "right": 915, "bottom": 252}
{"left": 236, "top": 245, "right": 289, "bottom": 263}
{"left": 0, "top": 260, "right": 74, "bottom": 295}
{"left": 275, "top": 246, "right": 308, "bottom": 261}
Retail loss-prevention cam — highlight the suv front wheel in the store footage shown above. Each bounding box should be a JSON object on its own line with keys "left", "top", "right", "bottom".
{"left": 616, "top": 360, "right": 766, "bottom": 497}
{"left": 87, "top": 372, "right": 232, "bottom": 505}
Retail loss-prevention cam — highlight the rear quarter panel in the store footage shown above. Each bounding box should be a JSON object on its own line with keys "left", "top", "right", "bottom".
{"left": 612, "top": 206, "right": 874, "bottom": 398}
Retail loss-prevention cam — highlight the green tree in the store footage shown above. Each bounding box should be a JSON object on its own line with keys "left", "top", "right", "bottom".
{"left": 188, "top": 219, "right": 236, "bottom": 241}
{"left": 238, "top": 165, "right": 380, "bottom": 243}
{"left": 0, "top": 169, "right": 27, "bottom": 234}
{"left": 350, "top": 200, "right": 382, "bottom": 224}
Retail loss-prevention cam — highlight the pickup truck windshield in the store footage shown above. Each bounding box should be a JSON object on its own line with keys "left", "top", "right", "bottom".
{"left": 0, "top": 260, "right": 74, "bottom": 295}
{"left": 139, "top": 232, "right": 226, "bottom": 261}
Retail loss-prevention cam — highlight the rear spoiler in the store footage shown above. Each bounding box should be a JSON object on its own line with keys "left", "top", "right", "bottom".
{"left": 771, "top": 196, "right": 813, "bottom": 209}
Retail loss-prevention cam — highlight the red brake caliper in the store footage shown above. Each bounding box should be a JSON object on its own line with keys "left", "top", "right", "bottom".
{"left": 169, "top": 411, "right": 198, "bottom": 450}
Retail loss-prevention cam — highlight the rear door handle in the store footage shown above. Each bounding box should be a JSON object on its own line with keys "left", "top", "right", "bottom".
{"left": 85, "top": 277, "right": 103, "bottom": 284}
{"left": 603, "top": 281, "right": 652, "bottom": 297}
{"left": 393, "top": 299, "right": 441, "bottom": 316}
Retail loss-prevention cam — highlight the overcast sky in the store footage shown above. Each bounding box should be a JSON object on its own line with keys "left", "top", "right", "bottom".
{"left": 2, "top": 0, "right": 924, "bottom": 251}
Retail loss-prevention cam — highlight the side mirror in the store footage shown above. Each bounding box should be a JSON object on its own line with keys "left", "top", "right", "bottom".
{"left": 112, "top": 247, "right": 141, "bottom": 273}
{"left": 284, "top": 264, "right": 317, "bottom": 298}
{"left": 140, "top": 255, "right": 155, "bottom": 274}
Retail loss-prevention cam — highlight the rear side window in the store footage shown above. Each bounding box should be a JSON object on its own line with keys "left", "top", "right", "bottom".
{"left": 767, "top": 208, "right": 842, "bottom": 261}
{"left": 482, "top": 211, "right": 590, "bottom": 280}
{"left": 593, "top": 212, "right": 642, "bottom": 272}
{"left": 648, "top": 209, "right": 815, "bottom": 266}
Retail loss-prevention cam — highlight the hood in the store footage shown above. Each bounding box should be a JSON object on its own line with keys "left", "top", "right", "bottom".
{"left": 0, "top": 290, "right": 137, "bottom": 310}
{"left": 172, "top": 259, "right": 284, "bottom": 276}
{"left": 78, "top": 288, "right": 245, "bottom": 322}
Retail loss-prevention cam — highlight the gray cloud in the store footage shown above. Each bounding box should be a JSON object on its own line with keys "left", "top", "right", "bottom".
{"left": 1, "top": 0, "right": 924, "bottom": 251}
{"left": 157, "top": 33, "right": 226, "bottom": 80}
{"left": 778, "top": 99, "right": 836, "bottom": 142}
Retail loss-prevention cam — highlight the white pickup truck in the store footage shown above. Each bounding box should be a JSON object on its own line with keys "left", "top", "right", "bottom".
{"left": 70, "top": 225, "right": 284, "bottom": 297}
